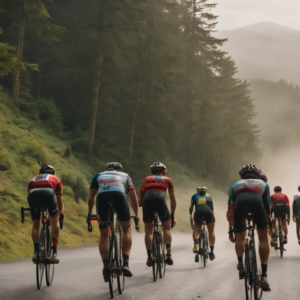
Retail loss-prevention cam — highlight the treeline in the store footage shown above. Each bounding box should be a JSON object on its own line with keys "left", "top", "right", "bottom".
{"left": 0, "top": 0, "right": 261, "bottom": 188}
{"left": 251, "top": 79, "right": 300, "bottom": 152}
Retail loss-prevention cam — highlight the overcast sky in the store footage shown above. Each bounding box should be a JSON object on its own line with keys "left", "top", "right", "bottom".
{"left": 213, "top": 0, "right": 300, "bottom": 31}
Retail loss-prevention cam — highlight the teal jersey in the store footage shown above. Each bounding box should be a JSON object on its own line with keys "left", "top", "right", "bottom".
{"left": 189, "top": 193, "right": 213, "bottom": 215}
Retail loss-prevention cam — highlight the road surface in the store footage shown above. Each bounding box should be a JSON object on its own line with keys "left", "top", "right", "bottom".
{"left": 1, "top": 224, "right": 300, "bottom": 299}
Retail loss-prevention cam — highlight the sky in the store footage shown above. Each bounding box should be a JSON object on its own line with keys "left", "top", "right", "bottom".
{"left": 213, "top": 0, "right": 300, "bottom": 31}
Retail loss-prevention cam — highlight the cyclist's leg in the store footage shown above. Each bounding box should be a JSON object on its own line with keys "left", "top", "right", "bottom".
{"left": 207, "top": 223, "right": 215, "bottom": 249}
{"left": 296, "top": 216, "right": 300, "bottom": 241}
{"left": 144, "top": 222, "right": 154, "bottom": 266}
{"left": 281, "top": 219, "right": 288, "bottom": 236}
{"left": 192, "top": 219, "right": 201, "bottom": 253}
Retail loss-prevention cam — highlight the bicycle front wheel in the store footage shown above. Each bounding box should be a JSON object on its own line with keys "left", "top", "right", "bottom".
{"left": 152, "top": 231, "right": 159, "bottom": 282}
{"left": 45, "top": 224, "right": 55, "bottom": 286}
{"left": 158, "top": 232, "right": 166, "bottom": 278}
{"left": 36, "top": 226, "right": 46, "bottom": 290}
{"left": 116, "top": 225, "right": 125, "bottom": 294}
{"left": 279, "top": 222, "right": 284, "bottom": 258}
{"left": 251, "top": 241, "right": 263, "bottom": 300}
{"left": 244, "top": 244, "right": 253, "bottom": 300}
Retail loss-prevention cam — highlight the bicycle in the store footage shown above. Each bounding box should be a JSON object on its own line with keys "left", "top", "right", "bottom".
{"left": 87, "top": 201, "right": 139, "bottom": 299}
{"left": 193, "top": 217, "right": 209, "bottom": 267}
{"left": 151, "top": 213, "right": 166, "bottom": 282}
{"left": 272, "top": 204, "right": 289, "bottom": 258}
{"left": 21, "top": 206, "right": 63, "bottom": 290}
{"left": 243, "top": 209, "right": 263, "bottom": 300}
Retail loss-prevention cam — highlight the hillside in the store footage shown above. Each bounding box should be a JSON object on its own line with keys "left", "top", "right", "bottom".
{"left": 0, "top": 90, "right": 228, "bottom": 261}
{"left": 215, "top": 22, "right": 300, "bottom": 85}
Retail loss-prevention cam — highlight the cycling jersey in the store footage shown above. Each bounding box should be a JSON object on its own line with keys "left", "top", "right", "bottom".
{"left": 140, "top": 175, "right": 174, "bottom": 200}
{"left": 228, "top": 179, "right": 270, "bottom": 214}
{"left": 270, "top": 193, "right": 290, "bottom": 209}
{"left": 28, "top": 174, "right": 63, "bottom": 197}
{"left": 293, "top": 195, "right": 300, "bottom": 217}
{"left": 90, "top": 170, "right": 134, "bottom": 195}
{"left": 190, "top": 193, "right": 214, "bottom": 214}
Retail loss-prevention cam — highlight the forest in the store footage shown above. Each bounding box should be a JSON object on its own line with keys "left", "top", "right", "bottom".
{"left": 0, "top": 0, "right": 261, "bottom": 188}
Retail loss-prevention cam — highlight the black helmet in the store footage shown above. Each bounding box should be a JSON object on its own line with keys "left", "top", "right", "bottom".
{"left": 239, "top": 164, "right": 261, "bottom": 179}
{"left": 150, "top": 162, "right": 167, "bottom": 175}
{"left": 39, "top": 164, "right": 55, "bottom": 175}
{"left": 105, "top": 162, "right": 123, "bottom": 171}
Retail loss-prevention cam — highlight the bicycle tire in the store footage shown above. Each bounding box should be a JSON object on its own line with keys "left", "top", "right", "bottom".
{"left": 116, "top": 224, "right": 125, "bottom": 294}
{"left": 45, "top": 224, "right": 55, "bottom": 286}
{"left": 152, "top": 231, "right": 159, "bottom": 282}
{"left": 251, "top": 240, "right": 263, "bottom": 300}
{"left": 158, "top": 232, "right": 166, "bottom": 278}
{"left": 36, "top": 225, "right": 46, "bottom": 290}
{"left": 244, "top": 244, "right": 252, "bottom": 300}
{"left": 108, "top": 236, "right": 116, "bottom": 298}
{"left": 203, "top": 234, "right": 208, "bottom": 268}
{"left": 279, "top": 221, "right": 284, "bottom": 258}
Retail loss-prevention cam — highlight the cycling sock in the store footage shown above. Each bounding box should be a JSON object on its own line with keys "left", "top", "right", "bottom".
{"left": 52, "top": 246, "right": 57, "bottom": 254}
{"left": 123, "top": 254, "right": 129, "bottom": 268}
{"left": 34, "top": 243, "right": 39, "bottom": 253}
{"left": 147, "top": 249, "right": 152, "bottom": 259}
{"left": 166, "top": 243, "right": 171, "bottom": 253}
{"left": 261, "top": 264, "right": 267, "bottom": 277}
{"left": 238, "top": 256, "right": 243, "bottom": 263}
{"left": 103, "top": 259, "right": 108, "bottom": 269}
{"left": 210, "top": 246, "right": 214, "bottom": 253}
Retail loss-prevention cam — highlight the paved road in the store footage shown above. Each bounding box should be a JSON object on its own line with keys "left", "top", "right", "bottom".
{"left": 1, "top": 222, "right": 300, "bottom": 299}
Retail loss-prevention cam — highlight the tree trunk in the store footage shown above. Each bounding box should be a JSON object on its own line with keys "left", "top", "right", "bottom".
{"left": 129, "top": 42, "right": 144, "bottom": 170}
{"left": 88, "top": 36, "right": 104, "bottom": 161}
{"left": 187, "top": 0, "right": 196, "bottom": 167}
{"left": 14, "top": 0, "right": 27, "bottom": 101}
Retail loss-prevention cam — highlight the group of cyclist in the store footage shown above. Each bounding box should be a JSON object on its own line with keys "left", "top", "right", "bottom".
{"left": 26, "top": 162, "right": 300, "bottom": 294}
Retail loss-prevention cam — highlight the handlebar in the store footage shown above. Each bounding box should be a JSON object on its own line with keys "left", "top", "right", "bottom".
{"left": 87, "top": 214, "right": 98, "bottom": 232}
{"left": 228, "top": 227, "right": 236, "bottom": 243}
{"left": 21, "top": 207, "right": 30, "bottom": 223}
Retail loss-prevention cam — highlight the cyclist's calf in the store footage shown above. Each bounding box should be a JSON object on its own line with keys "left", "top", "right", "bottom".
{"left": 162, "top": 219, "right": 172, "bottom": 244}
{"left": 120, "top": 220, "right": 132, "bottom": 253}
{"left": 257, "top": 229, "right": 270, "bottom": 264}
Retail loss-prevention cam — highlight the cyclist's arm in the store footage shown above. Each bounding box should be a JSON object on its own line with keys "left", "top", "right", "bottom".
{"left": 88, "top": 189, "right": 97, "bottom": 215}
{"left": 55, "top": 180, "right": 64, "bottom": 214}
{"left": 169, "top": 190, "right": 176, "bottom": 214}
{"left": 139, "top": 179, "right": 146, "bottom": 207}
{"left": 189, "top": 198, "right": 194, "bottom": 216}
{"left": 128, "top": 189, "right": 138, "bottom": 216}
{"left": 263, "top": 183, "right": 271, "bottom": 215}
{"left": 227, "top": 187, "right": 235, "bottom": 227}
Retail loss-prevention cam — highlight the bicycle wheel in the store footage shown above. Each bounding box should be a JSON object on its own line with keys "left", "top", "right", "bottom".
{"left": 158, "top": 232, "right": 166, "bottom": 278}
{"left": 108, "top": 236, "right": 116, "bottom": 299}
{"left": 36, "top": 225, "right": 46, "bottom": 290}
{"left": 244, "top": 243, "right": 253, "bottom": 300}
{"left": 45, "top": 224, "right": 55, "bottom": 286}
{"left": 116, "top": 225, "right": 125, "bottom": 294}
{"left": 251, "top": 241, "right": 263, "bottom": 300}
{"left": 279, "top": 221, "right": 284, "bottom": 258}
{"left": 152, "top": 231, "right": 159, "bottom": 282}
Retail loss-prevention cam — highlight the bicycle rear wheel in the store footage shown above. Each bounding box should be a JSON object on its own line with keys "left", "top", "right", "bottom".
{"left": 245, "top": 243, "right": 253, "bottom": 300}
{"left": 116, "top": 225, "right": 125, "bottom": 294}
{"left": 279, "top": 221, "right": 284, "bottom": 258}
{"left": 158, "top": 232, "right": 166, "bottom": 278}
{"left": 108, "top": 236, "right": 116, "bottom": 298}
{"left": 45, "top": 224, "right": 55, "bottom": 286}
{"left": 251, "top": 241, "right": 263, "bottom": 300}
{"left": 203, "top": 234, "right": 208, "bottom": 268}
{"left": 152, "top": 231, "right": 159, "bottom": 282}
{"left": 36, "top": 225, "right": 46, "bottom": 290}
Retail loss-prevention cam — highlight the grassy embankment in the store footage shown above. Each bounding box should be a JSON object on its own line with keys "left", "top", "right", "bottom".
{"left": 0, "top": 91, "right": 227, "bottom": 262}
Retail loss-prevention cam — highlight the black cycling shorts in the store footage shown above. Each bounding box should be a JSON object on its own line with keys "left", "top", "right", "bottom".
{"left": 27, "top": 188, "right": 59, "bottom": 220}
{"left": 234, "top": 192, "right": 268, "bottom": 233}
{"left": 293, "top": 198, "right": 300, "bottom": 217}
{"left": 194, "top": 205, "right": 215, "bottom": 225}
{"left": 96, "top": 191, "right": 130, "bottom": 229}
{"left": 143, "top": 191, "right": 170, "bottom": 223}
{"left": 272, "top": 204, "right": 290, "bottom": 220}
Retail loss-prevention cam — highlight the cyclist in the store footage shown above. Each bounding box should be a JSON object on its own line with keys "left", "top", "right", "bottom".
{"left": 227, "top": 164, "right": 271, "bottom": 292}
{"left": 270, "top": 186, "right": 290, "bottom": 246}
{"left": 189, "top": 186, "right": 215, "bottom": 260}
{"left": 139, "top": 162, "right": 176, "bottom": 267}
{"left": 27, "top": 164, "right": 64, "bottom": 264}
{"left": 293, "top": 186, "right": 300, "bottom": 244}
{"left": 88, "top": 162, "right": 139, "bottom": 281}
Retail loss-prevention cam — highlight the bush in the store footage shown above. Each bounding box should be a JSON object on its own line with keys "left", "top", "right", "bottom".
{"left": 21, "top": 142, "right": 47, "bottom": 165}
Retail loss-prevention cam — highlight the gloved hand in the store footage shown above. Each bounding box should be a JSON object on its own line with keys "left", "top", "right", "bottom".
{"left": 190, "top": 216, "right": 194, "bottom": 229}
{"left": 87, "top": 214, "right": 92, "bottom": 232}
{"left": 135, "top": 216, "right": 141, "bottom": 232}
{"left": 171, "top": 213, "right": 176, "bottom": 228}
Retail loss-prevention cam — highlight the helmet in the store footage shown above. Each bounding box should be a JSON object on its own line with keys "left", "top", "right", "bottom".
{"left": 150, "top": 162, "right": 167, "bottom": 175}
{"left": 39, "top": 164, "right": 55, "bottom": 175}
{"left": 197, "top": 186, "right": 207, "bottom": 194}
{"left": 105, "top": 162, "right": 123, "bottom": 171}
{"left": 274, "top": 186, "right": 282, "bottom": 192}
{"left": 239, "top": 164, "right": 261, "bottom": 179}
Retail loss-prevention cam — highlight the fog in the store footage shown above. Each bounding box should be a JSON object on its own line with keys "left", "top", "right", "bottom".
{"left": 214, "top": 0, "right": 300, "bottom": 31}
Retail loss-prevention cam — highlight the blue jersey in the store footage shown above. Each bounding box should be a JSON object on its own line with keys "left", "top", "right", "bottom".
{"left": 189, "top": 193, "right": 213, "bottom": 214}
{"left": 90, "top": 171, "right": 134, "bottom": 195}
